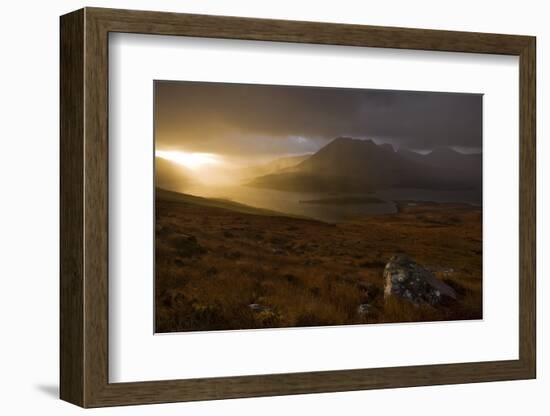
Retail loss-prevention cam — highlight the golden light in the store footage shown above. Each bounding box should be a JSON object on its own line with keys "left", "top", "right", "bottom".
{"left": 156, "top": 150, "right": 222, "bottom": 170}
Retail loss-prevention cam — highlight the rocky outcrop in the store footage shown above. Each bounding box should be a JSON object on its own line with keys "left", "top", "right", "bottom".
{"left": 383, "top": 254, "right": 457, "bottom": 305}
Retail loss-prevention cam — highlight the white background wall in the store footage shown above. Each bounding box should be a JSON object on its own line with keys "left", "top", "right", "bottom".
{"left": 0, "top": 0, "right": 546, "bottom": 414}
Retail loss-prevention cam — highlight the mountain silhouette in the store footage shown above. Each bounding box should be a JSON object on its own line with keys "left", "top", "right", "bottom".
{"left": 397, "top": 146, "right": 482, "bottom": 185}
{"left": 249, "top": 137, "right": 481, "bottom": 192}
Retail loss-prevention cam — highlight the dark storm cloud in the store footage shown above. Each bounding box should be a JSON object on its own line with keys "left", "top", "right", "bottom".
{"left": 155, "top": 81, "right": 482, "bottom": 155}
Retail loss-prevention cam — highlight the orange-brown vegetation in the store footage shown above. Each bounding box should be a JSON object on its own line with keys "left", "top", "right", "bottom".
{"left": 155, "top": 193, "right": 482, "bottom": 332}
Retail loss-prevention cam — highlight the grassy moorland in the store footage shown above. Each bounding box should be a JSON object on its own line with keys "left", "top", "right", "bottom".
{"left": 155, "top": 189, "right": 482, "bottom": 333}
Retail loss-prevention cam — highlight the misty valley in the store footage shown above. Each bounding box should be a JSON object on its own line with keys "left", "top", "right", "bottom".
{"left": 157, "top": 137, "right": 482, "bottom": 222}
{"left": 155, "top": 136, "right": 482, "bottom": 332}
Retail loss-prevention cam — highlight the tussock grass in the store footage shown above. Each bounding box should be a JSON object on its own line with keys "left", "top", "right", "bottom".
{"left": 155, "top": 198, "right": 482, "bottom": 332}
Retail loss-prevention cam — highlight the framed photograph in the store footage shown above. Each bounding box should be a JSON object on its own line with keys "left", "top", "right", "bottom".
{"left": 60, "top": 7, "right": 536, "bottom": 407}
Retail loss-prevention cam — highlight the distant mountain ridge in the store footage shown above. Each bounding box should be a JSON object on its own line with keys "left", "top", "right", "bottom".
{"left": 248, "top": 137, "right": 481, "bottom": 193}
{"left": 397, "top": 146, "right": 482, "bottom": 185}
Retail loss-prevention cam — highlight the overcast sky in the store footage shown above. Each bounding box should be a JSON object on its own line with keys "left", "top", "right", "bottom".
{"left": 154, "top": 80, "right": 482, "bottom": 158}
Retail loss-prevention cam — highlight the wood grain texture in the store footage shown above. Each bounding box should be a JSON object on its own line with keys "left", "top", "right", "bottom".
{"left": 59, "top": 8, "right": 84, "bottom": 407}
{"left": 83, "top": 10, "right": 110, "bottom": 406}
{"left": 59, "top": 7, "right": 537, "bottom": 408}
{"left": 89, "top": 7, "right": 532, "bottom": 54}
{"left": 518, "top": 38, "right": 536, "bottom": 375}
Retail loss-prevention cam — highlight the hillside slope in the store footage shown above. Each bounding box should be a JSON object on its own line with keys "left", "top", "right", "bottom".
{"left": 249, "top": 137, "right": 481, "bottom": 192}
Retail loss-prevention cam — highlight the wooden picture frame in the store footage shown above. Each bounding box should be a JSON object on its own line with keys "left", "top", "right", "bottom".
{"left": 60, "top": 7, "right": 536, "bottom": 408}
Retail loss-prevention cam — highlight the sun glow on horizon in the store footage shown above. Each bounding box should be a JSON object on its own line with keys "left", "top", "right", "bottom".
{"left": 156, "top": 150, "right": 222, "bottom": 170}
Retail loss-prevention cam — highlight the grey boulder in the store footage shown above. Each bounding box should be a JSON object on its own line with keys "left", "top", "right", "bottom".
{"left": 383, "top": 254, "right": 457, "bottom": 305}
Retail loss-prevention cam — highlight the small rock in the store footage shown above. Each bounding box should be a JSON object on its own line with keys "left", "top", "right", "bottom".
{"left": 357, "top": 304, "right": 371, "bottom": 316}
{"left": 248, "top": 303, "right": 271, "bottom": 313}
